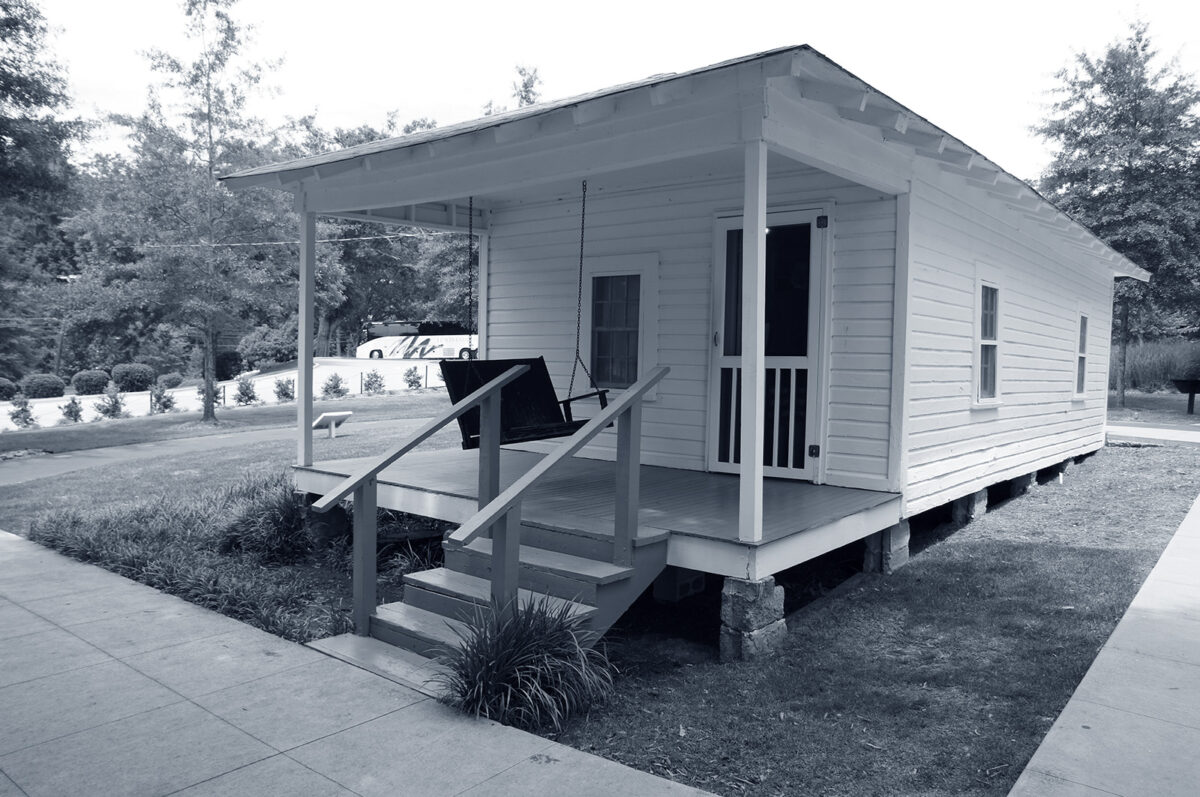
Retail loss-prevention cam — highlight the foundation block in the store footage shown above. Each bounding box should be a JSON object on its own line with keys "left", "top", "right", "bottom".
{"left": 952, "top": 489, "right": 989, "bottom": 526}
{"left": 720, "top": 576, "right": 786, "bottom": 661}
{"left": 863, "top": 520, "right": 911, "bottom": 574}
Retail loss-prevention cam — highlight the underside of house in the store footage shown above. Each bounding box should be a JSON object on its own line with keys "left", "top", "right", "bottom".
{"left": 223, "top": 45, "right": 1147, "bottom": 667}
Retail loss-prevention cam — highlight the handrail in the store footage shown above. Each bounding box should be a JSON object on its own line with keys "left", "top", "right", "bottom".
{"left": 310, "top": 364, "right": 530, "bottom": 513}
{"left": 448, "top": 366, "right": 670, "bottom": 546}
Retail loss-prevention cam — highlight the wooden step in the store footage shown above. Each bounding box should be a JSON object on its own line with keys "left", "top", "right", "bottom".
{"left": 517, "top": 519, "right": 669, "bottom": 560}
{"left": 306, "top": 633, "right": 444, "bottom": 698}
{"left": 404, "top": 568, "right": 598, "bottom": 622}
{"left": 445, "top": 538, "right": 633, "bottom": 603}
{"left": 370, "top": 602, "right": 468, "bottom": 658}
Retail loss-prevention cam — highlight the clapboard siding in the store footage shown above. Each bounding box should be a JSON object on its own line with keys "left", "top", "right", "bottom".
{"left": 903, "top": 165, "right": 1113, "bottom": 514}
{"left": 485, "top": 166, "right": 896, "bottom": 477}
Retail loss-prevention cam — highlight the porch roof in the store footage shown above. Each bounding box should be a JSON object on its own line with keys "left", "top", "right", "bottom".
{"left": 220, "top": 44, "right": 1147, "bottom": 281}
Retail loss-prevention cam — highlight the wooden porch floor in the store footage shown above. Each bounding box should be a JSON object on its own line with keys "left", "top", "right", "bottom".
{"left": 295, "top": 448, "right": 902, "bottom": 578}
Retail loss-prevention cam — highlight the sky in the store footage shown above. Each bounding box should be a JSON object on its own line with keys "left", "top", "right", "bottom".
{"left": 38, "top": 0, "right": 1200, "bottom": 183}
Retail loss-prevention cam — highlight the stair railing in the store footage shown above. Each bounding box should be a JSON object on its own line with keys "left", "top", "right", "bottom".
{"left": 447, "top": 366, "right": 670, "bottom": 611}
{"left": 310, "top": 364, "right": 529, "bottom": 634}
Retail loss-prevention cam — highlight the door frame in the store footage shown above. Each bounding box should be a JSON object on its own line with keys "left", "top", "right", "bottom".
{"left": 706, "top": 204, "right": 831, "bottom": 482}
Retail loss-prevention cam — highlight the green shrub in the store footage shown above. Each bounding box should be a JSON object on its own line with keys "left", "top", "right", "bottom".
{"left": 363, "top": 369, "right": 386, "bottom": 395}
{"left": 434, "top": 596, "right": 615, "bottom": 732}
{"left": 238, "top": 320, "right": 298, "bottom": 370}
{"left": 217, "top": 471, "right": 311, "bottom": 564}
{"left": 112, "top": 363, "right": 156, "bottom": 392}
{"left": 59, "top": 396, "right": 84, "bottom": 423}
{"left": 404, "top": 366, "right": 422, "bottom": 390}
{"left": 233, "top": 376, "right": 258, "bottom": 406}
{"left": 157, "top": 371, "right": 184, "bottom": 389}
{"left": 71, "top": 369, "right": 111, "bottom": 395}
{"left": 321, "top": 372, "right": 348, "bottom": 398}
{"left": 8, "top": 394, "right": 37, "bottom": 428}
{"left": 274, "top": 377, "right": 295, "bottom": 402}
{"left": 216, "top": 350, "right": 243, "bottom": 381}
{"left": 93, "top": 385, "right": 126, "bottom": 419}
{"left": 20, "top": 373, "right": 65, "bottom": 398}
{"left": 0, "top": 376, "right": 19, "bottom": 400}
{"left": 150, "top": 382, "right": 176, "bottom": 414}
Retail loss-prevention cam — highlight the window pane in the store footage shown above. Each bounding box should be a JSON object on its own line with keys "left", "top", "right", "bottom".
{"left": 1077, "top": 356, "right": 1086, "bottom": 394}
{"left": 1078, "top": 316, "right": 1088, "bottom": 354}
{"left": 980, "top": 344, "right": 997, "bottom": 399}
{"left": 981, "top": 285, "right": 998, "bottom": 341}
{"left": 724, "top": 230, "right": 742, "bottom": 356}
{"left": 591, "top": 275, "right": 640, "bottom": 389}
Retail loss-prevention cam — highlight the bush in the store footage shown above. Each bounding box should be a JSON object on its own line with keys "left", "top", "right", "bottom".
{"left": 0, "top": 376, "right": 19, "bottom": 401}
{"left": 150, "top": 382, "right": 176, "bottom": 414}
{"left": 93, "top": 385, "right": 126, "bottom": 419}
{"left": 218, "top": 471, "right": 311, "bottom": 564}
{"left": 59, "top": 396, "right": 84, "bottom": 423}
{"left": 238, "top": 320, "right": 298, "bottom": 370}
{"left": 404, "top": 366, "right": 423, "bottom": 390}
{"left": 363, "top": 369, "right": 386, "bottom": 395}
{"left": 8, "top": 394, "right": 37, "bottom": 429}
{"left": 216, "top": 350, "right": 243, "bottom": 381}
{"left": 71, "top": 369, "right": 111, "bottom": 395}
{"left": 20, "top": 373, "right": 65, "bottom": 398}
{"left": 233, "top": 376, "right": 258, "bottom": 406}
{"left": 112, "top": 363, "right": 156, "bottom": 392}
{"left": 274, "top": 377, "right": 295, "bottom": 402}
{"left": 434, "top": 596, "right": 615, "bottom": 732}
{"left": 321, "top": 372, "right": 348, "bottom": 398}
{"left": 157, "top": 371, "right": 184, "bottom": 389}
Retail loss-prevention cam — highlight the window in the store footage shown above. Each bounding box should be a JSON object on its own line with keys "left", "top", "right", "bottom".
{"left": 591, "top": 274, "right": 640, "bottom": 388}
{"left": 580, "top": 253, "right": 659, "bottom": 395}
{"left": 977, "top": 282, "right": 1000, "bottom": 403}
{"left": 1076, "top": 314, "right": 1088, "bottom": 395}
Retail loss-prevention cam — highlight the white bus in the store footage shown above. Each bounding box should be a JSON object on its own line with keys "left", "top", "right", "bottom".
{"left": 356, "top": 320, "right": 476, "bottom": 360}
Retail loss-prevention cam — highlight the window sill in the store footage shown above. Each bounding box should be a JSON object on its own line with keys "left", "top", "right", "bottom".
{"left": 971, "top": 398, "right": 1001, "bottom": 410}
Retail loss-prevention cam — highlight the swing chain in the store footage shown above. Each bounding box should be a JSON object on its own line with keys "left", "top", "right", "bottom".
{"left": 569, "top": 180, "right": 597, "bottom": 396}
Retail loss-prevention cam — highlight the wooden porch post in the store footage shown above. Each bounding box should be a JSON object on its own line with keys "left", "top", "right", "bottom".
{"left": 738, "top": 139, "right": 767, "bottom": 543}
{"left": 297, "top": 209, "right": 316, "bottom": 467}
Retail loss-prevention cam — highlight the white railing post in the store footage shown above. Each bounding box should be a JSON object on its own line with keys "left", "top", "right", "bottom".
{"left": 614, "top": 402, "right": 642, "bottom": 567}
{"left": 352, "top": 478, "right": 377, "bottom": 635}
{"left": 490, "top": 502, "right": 522, "bottom": 613}
{"left": 478, "top": 391, "right": 501, "bottom": 509}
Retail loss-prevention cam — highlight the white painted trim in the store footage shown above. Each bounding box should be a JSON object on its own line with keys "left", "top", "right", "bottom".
{"left": 739, "top": 140, "right": 768, "bottom": 543}
{"left": 477, "top": 230, "right": 490, "bottom": 358}
{"left": 972, "top": 263, "right": 1002, "bottom": 409}
{"left": 297, "top": 209, "right": 316, "bottom": 467}
{"left": 888, "top": 193, "right": 912, "bottom": 494}
{"left": 814, "top": 202, "right": 833, "bottom": 487}
{"left": 578, "top": 252, "right": 660, "bottom": 400}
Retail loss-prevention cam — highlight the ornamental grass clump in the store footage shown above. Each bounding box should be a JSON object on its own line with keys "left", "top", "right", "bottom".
{"left": 435, "top": 596, "right": 615, "bottom": 732}
{"left": 217, "top": 470, "right": 311, "bottom": 564}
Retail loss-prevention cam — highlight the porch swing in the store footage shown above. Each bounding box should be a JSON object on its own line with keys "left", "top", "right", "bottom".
{"left": 439, "top": 182, "right": 610, "bottom": 450}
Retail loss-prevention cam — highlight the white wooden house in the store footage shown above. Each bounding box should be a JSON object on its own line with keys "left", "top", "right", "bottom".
{"left": 222, "top": 46, "right": 1147, "bottom": 666}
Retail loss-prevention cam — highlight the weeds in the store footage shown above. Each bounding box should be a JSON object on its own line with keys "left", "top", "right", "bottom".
{"left": 1112, "top": 338, "right": 1200, "bottom": 391}
{"left": 435, "top": 595, "right": 615, "bottom": 732}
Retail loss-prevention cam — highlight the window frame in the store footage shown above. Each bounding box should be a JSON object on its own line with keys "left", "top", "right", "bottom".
{"left": 973, "top": 270, "right": 1002, "bottom": 408}
{"left": 1074, "top": 312, "right": 1089, "bottom": 398}
{"left": 579, "top": 253, "right": 659, "bottom": 400}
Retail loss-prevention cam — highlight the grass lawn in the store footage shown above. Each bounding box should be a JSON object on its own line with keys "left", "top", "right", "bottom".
{"left": 0, "top": 390, "right": 449, "bottom": 455}
{"left": 555, "top": 443, "right": 1200, "bottom": 796}
{"left": 1106, "top": 388, "right": 1200, "bottom": 427}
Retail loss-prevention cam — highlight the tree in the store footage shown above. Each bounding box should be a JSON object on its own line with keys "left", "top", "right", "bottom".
{"left": 68, "top": 0, "right": 296, "bottom": 421}
{"left": 0, "top": 0, "right": 81, "bottom": 380}
{"left": 483, "top": 65, "right": 543, "bottom": 115}
{"left": 1036, "top": 22, "right": 1200, "bottom": 406}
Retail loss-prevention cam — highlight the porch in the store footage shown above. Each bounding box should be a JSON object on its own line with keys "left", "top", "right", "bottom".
{"left": 295, "top": 447, "right": 901, "bottom": 580}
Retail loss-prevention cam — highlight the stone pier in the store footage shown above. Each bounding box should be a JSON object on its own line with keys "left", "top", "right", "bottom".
{"left": 720, "top": 576, "right": 787, "bottom": 661}
{"left": 952, "top": 488, "right": 989, "bottom": 526}
{"left": 863, "top": 520, "right": 910, "bottom": 574}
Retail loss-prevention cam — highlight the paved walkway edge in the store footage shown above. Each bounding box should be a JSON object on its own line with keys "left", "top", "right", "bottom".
{"left": 1008, "top": 492, "right": 1200, "bottom": 796}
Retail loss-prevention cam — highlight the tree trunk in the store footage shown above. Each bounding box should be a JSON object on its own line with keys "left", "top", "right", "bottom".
{"left": 330, "top": 318, "right": 344, "bottom": 357}
{"left": 316, "top": 314, "right": 330, "bottom": 357}
{"left": 202, "top": 326, "right": 218, "bottom": 422}
{"left": 1116, "top": 300, "right": 1130, "bottom": 409}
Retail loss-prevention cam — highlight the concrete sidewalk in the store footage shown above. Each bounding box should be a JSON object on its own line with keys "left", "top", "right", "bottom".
{"left": 1106, "top": 422, "right": 1200, "bottom": 447}
{"left": 0, "top": 531, "right": 707, "bottom": 797}
{"left": 1009, "top": 493, "right": 1200, "bottom": 796}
